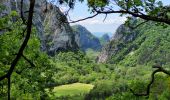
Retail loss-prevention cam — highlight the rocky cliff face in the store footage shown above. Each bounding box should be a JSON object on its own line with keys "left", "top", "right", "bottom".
{"left": 97, "top": 24, "right": 137, "bottom": 63}
{"left": 72, "top": 25, "right": 102, "bottom": 51}
{"left": 1, "top": 0, "right": 79, "bottom": 55}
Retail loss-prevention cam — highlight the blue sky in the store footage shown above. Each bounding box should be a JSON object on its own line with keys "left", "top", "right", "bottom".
{"left": 59, "top": 0, "right": 170, "bottom": 36}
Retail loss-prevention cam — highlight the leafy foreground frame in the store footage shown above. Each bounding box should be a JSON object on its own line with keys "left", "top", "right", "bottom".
{"left": 1, "top": 0, "right": 170, "bottom": 99}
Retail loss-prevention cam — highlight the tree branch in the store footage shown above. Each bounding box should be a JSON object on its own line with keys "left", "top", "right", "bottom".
{"left": 67, "top": 13, "right": 99, "bottom": 23}
{"left": 130, "top": 65, "right": 170, "bottom": 96}
{"left": 0, "top": 1, "right": 35, "bottom": 98}
{"left": 103, "top": 14, "right": 108, "bottom": 22}
{"left": 94, "top": 9, "right": 170, "bottom": 25}
{"left": 12, "top": 53, "right": 35, "bottom": 74}
{"left": 0, "top": 0, "right": 35, "bottom": 82}
{"left": 66, "top": 4, "right": 170, "bottom": 25}
{"left": 21, "top": 54, "right": 35, "bottom": 67}
{"left": 13, "top": 53, "right": 36, "bottom": 67}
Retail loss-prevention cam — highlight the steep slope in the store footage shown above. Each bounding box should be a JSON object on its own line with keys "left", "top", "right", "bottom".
{"left": 1, "top": 0, "right": 79, "bottom": 55}
{"left": 72, "top": 25, "right": 102, "bottom": 51}
{"left": 98, "top": 19, "right": 170, "bottom": 67}
{"left": 97, "top": 24, "right": 138, "bottom": 63}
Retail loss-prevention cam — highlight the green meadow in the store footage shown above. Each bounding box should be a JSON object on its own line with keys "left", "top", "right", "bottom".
{"left": 48, "top": 83, "right": 94, "bottom": 99}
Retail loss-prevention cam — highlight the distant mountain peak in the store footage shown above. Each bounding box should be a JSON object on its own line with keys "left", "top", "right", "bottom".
{"left": 72, "top": 25, "right": 102, "bottom": 51}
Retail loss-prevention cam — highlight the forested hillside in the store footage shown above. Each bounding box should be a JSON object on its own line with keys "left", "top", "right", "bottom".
{"left": 99, "top": 19, "right": 170, "bottom": 67}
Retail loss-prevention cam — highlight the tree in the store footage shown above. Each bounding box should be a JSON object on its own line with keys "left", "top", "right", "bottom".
{"left": 0, "top": 7, "right": 59, "bottom": 99}
{"left": 0, "top": 0, "right": 36, "bottom": 99}
{"left": 85, "top": 80, "right": 114, "bottom": 100}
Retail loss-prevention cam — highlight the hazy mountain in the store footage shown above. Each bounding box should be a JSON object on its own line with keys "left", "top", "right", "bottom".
{"left": 72, "top": 25, "right": 102, "bottom": 51}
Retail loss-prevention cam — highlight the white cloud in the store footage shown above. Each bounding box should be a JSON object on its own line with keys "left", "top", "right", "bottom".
{"left": 69, "top": 15, "right": 127, "bottom": 33}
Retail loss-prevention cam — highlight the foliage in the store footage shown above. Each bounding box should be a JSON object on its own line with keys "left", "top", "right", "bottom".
{"left": 0, "top": 10, "right": 56, "bottom": 99}
{"left": 85, "top": 80, "right": 114, "bottom": 99}
{"left": 85, "top": 48, "right": 100, "bottom": 62}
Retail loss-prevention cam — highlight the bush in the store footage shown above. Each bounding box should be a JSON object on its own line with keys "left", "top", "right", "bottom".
{"left": 85, "top": 80, "right": 114, "bottom": 100}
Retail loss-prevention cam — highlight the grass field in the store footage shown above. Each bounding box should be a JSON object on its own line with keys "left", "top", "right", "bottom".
{"left": 52, "top": 83, "right": 94, "bottom": 97}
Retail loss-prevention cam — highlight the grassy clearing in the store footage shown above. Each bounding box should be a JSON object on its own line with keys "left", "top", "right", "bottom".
{"left": 52, "top": 83, "right": 94, "bottom": 97}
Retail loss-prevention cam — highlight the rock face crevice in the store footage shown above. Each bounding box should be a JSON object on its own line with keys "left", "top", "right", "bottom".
{"left": 1, "top": 0, "right": 79, "bottom": 55}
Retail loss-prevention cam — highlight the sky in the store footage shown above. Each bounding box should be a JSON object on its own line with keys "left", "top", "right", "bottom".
{"left": 64, "top": 1, "right": 126, "bottom": 34}
{"left": 59, "top": 0, "right": 170, "bottom": 36}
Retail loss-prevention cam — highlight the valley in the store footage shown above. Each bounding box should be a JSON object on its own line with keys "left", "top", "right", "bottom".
{"left": 0, "top": 0, "right": 170, "bottom": 100}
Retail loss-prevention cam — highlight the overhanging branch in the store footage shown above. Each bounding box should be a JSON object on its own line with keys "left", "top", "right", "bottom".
{"left": 130, "top": 65, "right": 170, "bottom": 97}
{"left": 94, "top": 8, "right": 170, "bottom": 25}
{"left": 67, "top": 13, "right": 99, "bottom": 23}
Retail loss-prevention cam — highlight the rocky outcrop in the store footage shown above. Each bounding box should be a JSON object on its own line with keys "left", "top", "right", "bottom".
{"left": 41, "top": 3, "right": 79, "bottom": 55}
{"left": 111, "top": 24, "right": 137, "bottom": 42}
{"left": 1, "top": 0, "right": 79, "bottom": 55}
{"left": 97, "top": 24, "right": 137, "bottom": 63}
{"left": 72, "top": 25, "right": 102, "bottom": 51}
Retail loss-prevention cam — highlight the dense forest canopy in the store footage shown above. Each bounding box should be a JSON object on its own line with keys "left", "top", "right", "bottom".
{"left": 0, "top": 0, "right": 170, "bottom": 99}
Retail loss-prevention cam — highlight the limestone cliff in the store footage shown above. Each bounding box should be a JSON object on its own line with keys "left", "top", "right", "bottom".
{"left": 0, "top": 0, "right": 79, "bottom": 55}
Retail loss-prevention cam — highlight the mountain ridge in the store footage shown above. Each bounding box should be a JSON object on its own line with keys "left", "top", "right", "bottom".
{"left": 72, "top": 25, "right": 102, "bottom": 51}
